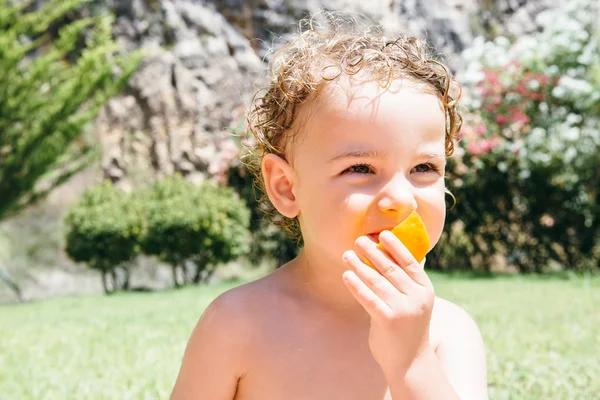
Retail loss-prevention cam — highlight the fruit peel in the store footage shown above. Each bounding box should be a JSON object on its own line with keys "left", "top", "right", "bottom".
{"left": 380, "top": 211, "right": 430, "bottom": 263}
{"left": 365, "top": 211, "right": 430, "bottom": 269}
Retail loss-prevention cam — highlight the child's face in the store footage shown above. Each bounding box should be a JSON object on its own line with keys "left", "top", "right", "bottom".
{"left": 290, "top": 77, "right": 447, "bottom": 267}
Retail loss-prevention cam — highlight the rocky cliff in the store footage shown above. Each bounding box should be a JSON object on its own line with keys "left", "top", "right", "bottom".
{"left": 95, "top": 0, "right": 561, "bottom": 187}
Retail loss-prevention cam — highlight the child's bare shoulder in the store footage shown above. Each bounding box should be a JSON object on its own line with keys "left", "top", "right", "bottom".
{"left": 215, "top": 269, "right": 294, "bottom": 313}
{"left": 202, "top": 272, "right": 291, "bottom": 338}
{"left": 431, "top": 296, "right": 482, "bottom": 346}
{"left": 170, "top": 273, "right": 289, "bottom": 399}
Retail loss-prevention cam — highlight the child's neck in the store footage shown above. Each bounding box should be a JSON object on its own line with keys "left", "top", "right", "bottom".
{"left": 283, "top": 249, "right": 370, "bottom": 320}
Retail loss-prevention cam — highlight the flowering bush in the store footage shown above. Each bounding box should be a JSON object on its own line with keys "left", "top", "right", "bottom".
{"left": 435, "top": 0, "right": 600, "bottom": 272}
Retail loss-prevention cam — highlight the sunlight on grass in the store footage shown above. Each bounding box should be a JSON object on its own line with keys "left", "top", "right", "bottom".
{"left": 1, "top": 274, "right": 598, "bottom": 399}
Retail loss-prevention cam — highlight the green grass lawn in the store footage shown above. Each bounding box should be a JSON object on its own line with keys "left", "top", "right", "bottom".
{"left": 1, "top": 273, "right": 599, "bottom": 399}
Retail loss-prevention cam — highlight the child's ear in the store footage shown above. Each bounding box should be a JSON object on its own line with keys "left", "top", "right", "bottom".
{"left": 261, "top": 153, "right": 299, "bottom": 218}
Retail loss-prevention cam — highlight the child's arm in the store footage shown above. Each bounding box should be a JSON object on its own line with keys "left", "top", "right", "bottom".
{"left": 383, "top": 300, "right": 488, "bottom": 400}
{"left": 170, "top": 294, "right": 247, "bottom": 400}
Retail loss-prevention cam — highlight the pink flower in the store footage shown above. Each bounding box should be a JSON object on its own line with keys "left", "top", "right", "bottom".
{"left": 483, "top": 103, "right": 496, "bottom": 113}
{"left": 537, "top": 74, "right": 551, "bottom": 86}
{"left": 507, "top": 107, "right": 531, "bottom": 125}
{"left": 495, "top": 114, "right": 509, "bottom": 125}
{"left": 475, "top": 124, "right": 487, "bottom": 136}
{"left": 483, "top": 69, "right": 499, "bottom": 85}
{"left": 515, "top": 111, "right": 530, "bottom": 125}
{"left": 481, "top": 137, "right": 499, "bottom": 152}
{"left": 467, "top": 141, "right": 483, "bottom": 156}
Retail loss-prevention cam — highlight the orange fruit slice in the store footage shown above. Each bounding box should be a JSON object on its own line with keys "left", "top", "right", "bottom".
{"left": 380, "top": 211, "right": 430, "bottom": 263}
{"left": 365, "top": 211, "right": 430, "bottom": 269}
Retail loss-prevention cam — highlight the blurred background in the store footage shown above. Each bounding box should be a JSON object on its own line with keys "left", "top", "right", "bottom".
{"left": 0, "top": 0, "right": 598, "bottom": 399}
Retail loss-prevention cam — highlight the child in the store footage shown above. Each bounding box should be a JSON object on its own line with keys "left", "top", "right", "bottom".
{"left": 170, "top": 15, "right": 488, "bottom": 400}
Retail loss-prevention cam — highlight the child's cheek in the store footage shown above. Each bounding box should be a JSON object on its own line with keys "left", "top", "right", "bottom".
{"left": 418, "top": 189, "right": 446, "bottom": 250}
{"left": 344, "top": 193, "right": 375, "bottom": 228}
{"left": 425, "top": 210, "right": 445, "bottom": 251}
{"left": 345, "top": 192, "right": 373, "bottom": 213}
{"left": 336, "top": 192, "right": 373, "bottom": 241}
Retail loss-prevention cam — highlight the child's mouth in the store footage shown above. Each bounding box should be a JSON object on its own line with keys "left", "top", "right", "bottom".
{"left": 367, "top": 233, "right": 382, "bottom": 243}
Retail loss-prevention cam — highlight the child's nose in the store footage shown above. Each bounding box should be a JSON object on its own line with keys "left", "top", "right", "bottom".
{"left": 376, "top": 176, "right": 418, "bottom": 215}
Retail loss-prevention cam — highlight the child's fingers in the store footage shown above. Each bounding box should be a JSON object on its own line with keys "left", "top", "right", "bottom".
{"left": 342, "top": 250, "right": 404, "bottom": 308}
{"left": 342, "top": 270, "right": 392, "bottom": 319}
{"left": 354, "top": 237, "right": 417, "bottom": 295}
{"left": 378, "top": 231, "right": 432, "bottom": 288}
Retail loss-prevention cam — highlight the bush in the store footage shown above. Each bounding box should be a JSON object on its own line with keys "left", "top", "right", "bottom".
{"left": 65, "top": 176, "right": 252, "bottom": 292}
{"left": 138, "top": 176, "right": 251, "bottom": 287}
{"left": 435, "top": 0, "right": 600, "bottom": 272}
{"left": 64, "top": 181, "right": 142, "bottom": 293}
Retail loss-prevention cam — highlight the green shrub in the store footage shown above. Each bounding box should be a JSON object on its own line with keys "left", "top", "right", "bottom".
{"left": 139, "top": 176, "right": 251, "bottom": 287}
{"left": 435, "top": 0, "right": 600, "bottom": 272}
{"left": 64, "top": 181, "right": 142, "bottom": 293}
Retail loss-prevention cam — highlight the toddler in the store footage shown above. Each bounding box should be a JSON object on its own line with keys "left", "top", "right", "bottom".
{"left": 171, "top": 15, "right": 488, "bottom": 400}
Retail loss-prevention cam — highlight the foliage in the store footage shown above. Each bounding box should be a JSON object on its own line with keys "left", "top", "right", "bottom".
{"left": 435, "top": 0, "right": 600, "bottom": 272}
{"left": 65, "top": 176, "right": 252, "bottom": 291}
{"left": 0, "top": 0, "right": 141, "bottom": 220}
{"left": 139, "top": 175, "right": 251, "bottom": 287}
{"left": 64, "top": 181, "right": 142, "bottom": 293}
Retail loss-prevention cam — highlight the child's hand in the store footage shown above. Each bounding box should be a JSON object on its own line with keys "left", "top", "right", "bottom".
{"left": 342, "top": 230, "right": 435, "bottom": 375}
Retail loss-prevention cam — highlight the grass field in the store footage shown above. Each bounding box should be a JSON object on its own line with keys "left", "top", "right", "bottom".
{"left": 1, "top": 272, "right": 599, "bottom": 399}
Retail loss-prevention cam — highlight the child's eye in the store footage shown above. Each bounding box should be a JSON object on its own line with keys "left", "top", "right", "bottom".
{"left": 411, "top": 163, "right": 440, "bottom": 174}
{"left": 341, "top": 163, "right": 375, "bottom": 175}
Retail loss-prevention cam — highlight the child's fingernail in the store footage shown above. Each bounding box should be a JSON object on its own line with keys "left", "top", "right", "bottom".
{"left": 356, "top": 236, "right": 370, "bottom": 247}
{"left": 342, "top": 251, "right": 352, "bottom": 261}
{"left": 380, "top": 230, "right": 394, "bottom": 241}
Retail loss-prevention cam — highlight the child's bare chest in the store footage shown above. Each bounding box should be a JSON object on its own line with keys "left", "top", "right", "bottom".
{"left": 234, "top": 311, "right": 392, "bottom": 400}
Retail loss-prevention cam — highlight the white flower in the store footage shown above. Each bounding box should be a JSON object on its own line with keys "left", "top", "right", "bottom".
{"left": 546, "top": 65, "right": 560, "bottom": 75}
{"left": 494, "top": 36, "right": 511, "bottom": 48}
{"left": 566, "top": 113, "right": 583, "bottom": 124}
{"left": 563, "top": 127, "right": 581, "bottom": 141}
{"left": 519, "top": 169, "right": 532, "bottom": 179}
{"left": 559, "top": 76, "right": 593, "bottom": 95}
{"left": 563, "top": 147, "right": 577, "bottom": 163}
{"left": 552, "top": 86, "right": 565, "bottom": 98}
{"left": 526, "top": 80, "right": 540, "bottom": 90}
{"left": 528, "top": 128, "right": 546, "bottom": 147}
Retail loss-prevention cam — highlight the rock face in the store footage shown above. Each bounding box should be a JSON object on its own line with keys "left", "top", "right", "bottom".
{"left": 97, "top": 0, "right": 265, "bottom": 187}
{"left": 97, "top": 0, "right": 561, "bottom": 185}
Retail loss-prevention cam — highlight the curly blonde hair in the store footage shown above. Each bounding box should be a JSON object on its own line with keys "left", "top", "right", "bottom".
{"left": 244, "top": 14, "right": 463, "bottom": 240}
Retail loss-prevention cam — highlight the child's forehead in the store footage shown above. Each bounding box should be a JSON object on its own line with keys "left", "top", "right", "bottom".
{"left": 314, "top": 75, "right": 439, "bottom": 114}
{"left": 288, "top": 76, "right": 445, "bottom": 156}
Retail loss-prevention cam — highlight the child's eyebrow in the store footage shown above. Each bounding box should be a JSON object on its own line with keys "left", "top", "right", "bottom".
{"left": 328, "top": 150, "right": 388, "bottom": 163}
{"left": 328, "top": 151, "right": 446, "bottom": 162}
{"left": 416, "top": 152, "right": 446, "bottom": 160}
